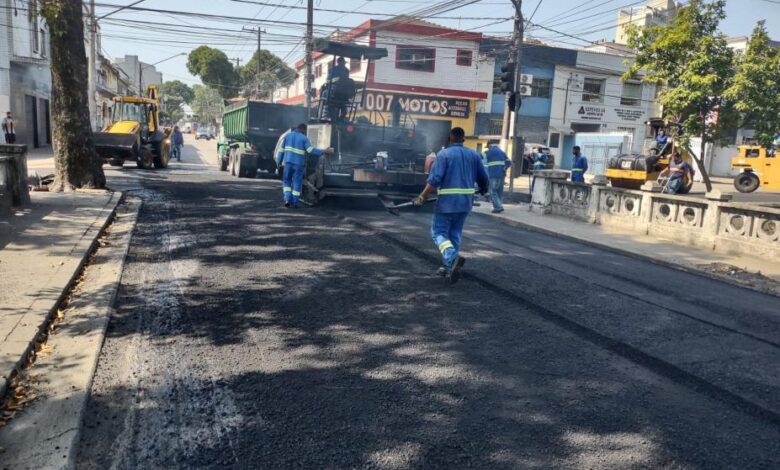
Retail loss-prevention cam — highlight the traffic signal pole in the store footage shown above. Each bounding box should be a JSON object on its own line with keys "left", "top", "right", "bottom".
{"left": 509, "top": 0, "right": 524, "bottom": 196}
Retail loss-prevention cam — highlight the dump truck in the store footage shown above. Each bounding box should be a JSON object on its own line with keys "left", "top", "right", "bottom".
{"left": 605, "top": 118, "right": 693, "bottom": 193}
{"left": 301, "top": 39, "right": 429, "bottom": 205}
{"left": 731, "top": 145, "right": 780, "bottom": 193}
{"left": 220, "top": 100, "right": 308, "bottom": 177}
{"left": 94, "top": 85, "right": 170, "bottom": 169}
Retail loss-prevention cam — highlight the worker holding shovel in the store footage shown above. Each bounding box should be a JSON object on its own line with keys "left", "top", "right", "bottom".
{"left": 413, "top": 127, "right": 489, "bottom": 285}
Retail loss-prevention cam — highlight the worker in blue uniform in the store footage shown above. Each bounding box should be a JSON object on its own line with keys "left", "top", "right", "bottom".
{"left": 413, "top": 127, "right": 489, "bottom": 284}
{"left": 275, "top": 123, "right": 333, "bottom": 208}
{"left": 570, "top": 146, "right": 588, "bottom": 184}
{"left": 484, "top": 140, "right": 511, "bottom": 213}
{"left": 530, "top": 147, "right": 549, "bottom": 192}
{"left": 325, "top": 57, "right": 351, "bottom": 121}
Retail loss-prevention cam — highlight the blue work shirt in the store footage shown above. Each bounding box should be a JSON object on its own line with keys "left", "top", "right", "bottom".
{"left": 668, "top": 159, "right": 693, "bottom": 180}
{"left": 172, "top": 131, "right": 183, "bottom": 146}
{"left": 532, "top": 152, "right": 548, "bottom": 171}
{"left": 656, "top": 134, "right": 668, "bottom": 146}
{"left": 276, "top": 129, "right": 322, "bottom": 167}
{"left": 571, "top": 154, "right": 588, "bottom": 183}
{"left": 427, "top": 143, "right": 489, "bottom": 214}
{"left": 327, "top": 64, "right": 349, "bottom": 84}
{"left": 484, "top": 146, "right": 512, "bottom": 179}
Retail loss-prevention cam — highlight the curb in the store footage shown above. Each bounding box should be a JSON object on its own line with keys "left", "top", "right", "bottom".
{"left": 66, "top": 196, "right": 139, "bottom": 468}
{"left": 0, "top": 191, "right": 123, "bottom": 401}
{"left": 473, "top": 209, "right": 780, "bottom": 299}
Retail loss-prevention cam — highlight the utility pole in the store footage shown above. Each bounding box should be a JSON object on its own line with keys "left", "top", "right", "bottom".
{"left": 509, "top": 0, "right": 523, "bottom": 196}
{"left": 88, "top": 0, "right": 97, "bottom": 130}
{"left": 304, "top": 0, "right": 314, "bottom": 118}
{"left": 231, "top": 57, "right": 242, "bottom": 68}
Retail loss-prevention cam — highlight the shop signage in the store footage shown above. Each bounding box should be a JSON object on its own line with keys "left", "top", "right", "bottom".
{"left": 614, "top": 107, "right": 644, "bottom": 122}
{"left": 361, "top": 90, "right": 470, "bottom": 118}
{"left": 577, "top": 105, "right": 605, "bottom": 121}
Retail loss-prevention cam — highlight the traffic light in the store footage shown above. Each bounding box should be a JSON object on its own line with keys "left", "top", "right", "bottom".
{"left": 499, "top": 62, "right": 515, "bottom": 93}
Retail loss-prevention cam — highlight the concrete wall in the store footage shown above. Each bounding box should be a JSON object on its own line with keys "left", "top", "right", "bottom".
{"left": 8, "top": 63, "right": 50, "bottom": 147}
{"left": 531, "top": 171, "right": 780, "bottom": 262}
{"left": 372, "top": 30, "right": 483, "bottom": 93}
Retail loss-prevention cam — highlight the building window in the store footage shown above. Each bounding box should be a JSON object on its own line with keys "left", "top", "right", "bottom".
{"left": 582, "top": 77, "right": 605, "bottom": 103}
{"left": 617, "top": 126, "right": 635, "bottom": 137}
{"left": 549, "top": 132, "right": 561, "bottom": 148}
{"left": 456, "top": 49, "right": 472, "bottom": 67}
{"left": 621, "top": 82, "right": 642, "bottom": 106}
{"left": 488, "top": 119, "right": 504, "bottom": 135}
{"left": 40, "top": 28, "right": 46, "bottom": 57}
{"left": 315, "top": 64, "right": 322, "bottom": 78}
{"left": 395, "top": 46, "right": 435, "bottom": 72}
{"left": 349, "top": 58, "right": 361, "bottom": 72}
{"left": 530, "top": 78, "right": 551, "bottom": 98}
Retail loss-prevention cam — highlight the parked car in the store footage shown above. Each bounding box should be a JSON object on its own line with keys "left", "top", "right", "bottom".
{"left": 196, "top": 128, "right": 211, "bottom": 140}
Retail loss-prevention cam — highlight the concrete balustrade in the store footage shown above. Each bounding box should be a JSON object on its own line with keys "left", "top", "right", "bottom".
{"left": 531, "top": 170, "right": 780, "bottom": 262}
{"left": 0, "top": 144, "right": 30, "bottom": 216}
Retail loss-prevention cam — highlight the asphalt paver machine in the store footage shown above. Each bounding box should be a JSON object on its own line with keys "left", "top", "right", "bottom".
{"left": 302, "top": 39, "right": 429, "bottom": 205}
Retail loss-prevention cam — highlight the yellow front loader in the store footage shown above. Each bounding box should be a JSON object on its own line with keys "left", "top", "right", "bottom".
{"left": 94, "top": 85, "right": 171, "bottom": 169}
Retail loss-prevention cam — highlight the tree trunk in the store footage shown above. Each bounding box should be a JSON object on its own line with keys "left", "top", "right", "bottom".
{"left": 697, "top": 135, "right": 713, "bottom": 192}
{"left": 41, "top": 0, "right": 105, "bottom": 191}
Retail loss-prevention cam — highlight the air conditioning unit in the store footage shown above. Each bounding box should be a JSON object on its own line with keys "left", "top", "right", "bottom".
{"left": 519, "top": 73, "right": 533, "bottom": 85}
{"left": 518, "top": 85, "right": 532, "bottom": 96}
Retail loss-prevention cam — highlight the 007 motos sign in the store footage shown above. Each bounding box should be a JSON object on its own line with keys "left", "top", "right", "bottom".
{"left": 360, "top": 91, "right": 470, "bottom": 118}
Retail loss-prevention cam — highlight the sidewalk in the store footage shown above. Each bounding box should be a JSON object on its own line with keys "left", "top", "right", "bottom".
{"left": 0, "top": 190, "right": 122, "bottom": 397}
{"left": 473, "top": 202, "right": 780, "bottom": 295}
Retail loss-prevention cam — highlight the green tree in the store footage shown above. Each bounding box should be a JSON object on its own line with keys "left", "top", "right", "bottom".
{"left": 624, "top": 0, "right": 736, "bottom": 191}
{"left": 239, "top": 50, "right": 296, "bottom": 99}
{"left": 191, "top": 84, "right": 224, "bottom": 127}
{"left": 160, "top": 80, "right": 194, "bottom": 125}
{"left": 725, "top": 21, "right": 780, "bottom": 149}
{"left": 41, "top": 0, "right": 105, "bottom": 191}
{"left": 187, "top": 46, "right": 238, "bottom": 99}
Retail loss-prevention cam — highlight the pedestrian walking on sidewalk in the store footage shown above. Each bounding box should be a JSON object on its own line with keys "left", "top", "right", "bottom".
{"left": 484, "top": 140, "right": 511, "bottom": 213}
{"left": 171, "top": 126, "right": 183, "bottom": 161}
{"left": 412, "top": 127, "right": 489, "bottom": 284}
{"left": 275, "top": 123, "right": 333, "bottom": 208}
{"left": 2, "top": 111, "right": 15, "bottom": 144}
{"left": 571, "top": 146, "right": 588, "bottom": 184}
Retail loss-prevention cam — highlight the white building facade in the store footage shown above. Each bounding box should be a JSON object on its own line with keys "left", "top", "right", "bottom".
{"left": 547, "top": 51, "right": 660, "bottom": 172}
{"left": 0, "top": 0, "right": 52, "bottom": 147}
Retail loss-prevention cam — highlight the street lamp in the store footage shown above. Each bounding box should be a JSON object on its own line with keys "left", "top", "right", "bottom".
{"left": 138, "top": 52, "right": 186, "bottom": 94}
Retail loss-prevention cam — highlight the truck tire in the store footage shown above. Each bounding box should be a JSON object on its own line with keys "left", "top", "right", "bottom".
{"left": 108, "top": 158, "right": 124, "bottom": 167}
{"left": 136, "top": 147, "right": 154, "bottom": 170}
{"left": 236, "top": 152, "right": 258, "bottom": 178}
{"left": 229, "top": 148, "right": 237, "bottom": 176}
{"left": 153, "top": 142, "right": 170, "bottom": 169}
{"left": 734, "top": 172, "right": 760, "bottom": 193}
{"left": 219, "top": 155, "right": 228, "bottom": 172}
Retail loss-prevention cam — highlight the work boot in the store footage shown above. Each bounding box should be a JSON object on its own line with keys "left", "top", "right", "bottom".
{"left": 284, "top": 201, "right": 291, "bottom": 208}
{"left": 435, "top": 266, "right": 447, "bottom": 277}
{"left": 447, "top": 256, "right": 466, "bottom": 285}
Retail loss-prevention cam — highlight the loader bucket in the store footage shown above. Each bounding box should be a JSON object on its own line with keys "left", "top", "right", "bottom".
{"left": 93, "top": 132, "right": 138, "bottom": 160}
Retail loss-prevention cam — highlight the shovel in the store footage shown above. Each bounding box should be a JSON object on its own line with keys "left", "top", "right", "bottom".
{"left": 378, "top": 194, "right": 436, "bottom": 216}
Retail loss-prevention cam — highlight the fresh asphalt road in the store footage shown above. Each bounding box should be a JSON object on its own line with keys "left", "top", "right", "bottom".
{"left": 73, "top": 135, "right": 780, "bottom": 469}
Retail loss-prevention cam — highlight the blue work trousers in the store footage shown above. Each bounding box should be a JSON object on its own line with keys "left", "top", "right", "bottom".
{"left": 430, "top": 212, "right": 468, "bottom": 270}
{"left": 282, "top": 163, "right": 305, "bottom": 207}
{"left": 490, "top": 178, "right": 504, "bottom": 211}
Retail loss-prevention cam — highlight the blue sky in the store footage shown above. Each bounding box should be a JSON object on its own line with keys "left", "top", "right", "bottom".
{"left": 96, "top": 0, "right": 780, "bottom": 86}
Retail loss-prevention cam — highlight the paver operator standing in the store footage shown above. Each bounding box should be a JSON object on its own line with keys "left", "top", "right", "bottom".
{"left": 276, "top": 123, "right": 333, "bottom": 208}
{"left": 413, "top": 127, "right": 489, "bottom": 285}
